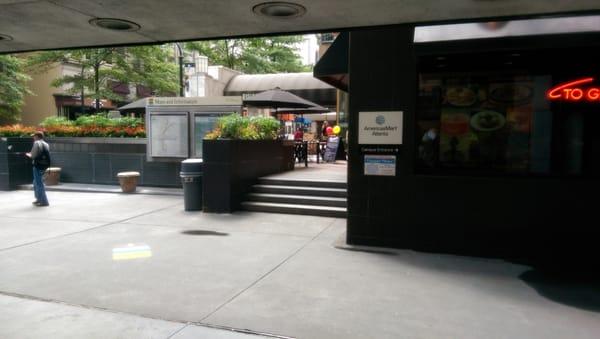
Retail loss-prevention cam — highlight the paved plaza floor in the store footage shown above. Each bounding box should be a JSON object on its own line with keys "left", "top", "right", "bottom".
{"left": 266, "top": 161, "right": 347, "bottom": 183}
{"left": 0, "top": 190, "right": 599, "bottom": 338}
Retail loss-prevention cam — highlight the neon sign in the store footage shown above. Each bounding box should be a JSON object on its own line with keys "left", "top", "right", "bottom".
{"left": 547, "top": 77, "right": 600, "bottom": 102}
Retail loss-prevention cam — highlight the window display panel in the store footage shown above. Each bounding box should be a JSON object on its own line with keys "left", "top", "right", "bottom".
{"left": 418, "top": 72, "right": 552, "bottom": 174}
{"left": 417, "top": 52, "right": 600, "bottom": 178}
{"left": 417, "top": 41, "right": 600, "bottom": 177}
{"left": 419, "top": 74, "right": 547, "bottom": 172}
{"left": 194, "top": 114, "right": 221, "bottom": 158}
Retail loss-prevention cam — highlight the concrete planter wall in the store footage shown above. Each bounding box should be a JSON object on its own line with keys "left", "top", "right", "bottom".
{"left": 0, "top": 137, "right": 182, "bottom": 190}
{"left": 202, "top": 139, "right": 294, "bottom": 213}
{"left": 0, "top": 138, "right": 34, "bottom": 190}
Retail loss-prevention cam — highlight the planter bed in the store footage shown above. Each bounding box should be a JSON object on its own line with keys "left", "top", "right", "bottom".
{"left": 202, "top": 139, "right": 294, "bottom": 213}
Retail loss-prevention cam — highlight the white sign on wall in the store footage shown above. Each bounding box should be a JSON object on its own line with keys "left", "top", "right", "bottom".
{"left": 358, "top": 111, "right": 403, "bottom": 145}
{"left": 364, "top": 155, "right": 396, "bottom": 176}
{"left": 150, "top": 114, "right": 188, "bottom": 158}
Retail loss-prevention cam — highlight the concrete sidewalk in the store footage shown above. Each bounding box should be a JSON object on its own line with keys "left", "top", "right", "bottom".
{"left": 0, "top": 190, "right": 598, "bottom": 338}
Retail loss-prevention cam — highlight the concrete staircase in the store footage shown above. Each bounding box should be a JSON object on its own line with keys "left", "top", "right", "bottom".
{"left": 241, "top": 178, "right": 347, "bottom": 218}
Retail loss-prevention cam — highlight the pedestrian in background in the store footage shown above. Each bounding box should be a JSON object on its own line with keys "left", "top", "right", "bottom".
{"left": 321, "top": 121, "right": 329, "bottom": 140}
{"left": 294, "top": 127, "right": 304, "bottom": 141}
{"left": 25, "top": 131, "right": 50, "bottom": 207}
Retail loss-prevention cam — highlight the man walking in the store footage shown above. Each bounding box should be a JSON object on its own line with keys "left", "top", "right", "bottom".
{"left": 25, "top": 131, "right": 50, "bottom": 207}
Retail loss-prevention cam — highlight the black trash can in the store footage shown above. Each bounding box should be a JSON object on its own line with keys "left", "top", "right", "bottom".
{"left": 180, "top": 159, "right": 203, "bottom": 211}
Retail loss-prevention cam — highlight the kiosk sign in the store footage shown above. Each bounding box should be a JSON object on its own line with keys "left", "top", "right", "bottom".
{"left": 148, "top": 96, "right": 242, "bottom": 106}
{"left": 359, "top": 111, "right": 403, "bottom": 144}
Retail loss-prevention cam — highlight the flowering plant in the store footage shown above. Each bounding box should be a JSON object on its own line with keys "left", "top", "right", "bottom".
{"left": 0, "top": 114, "right": 146, "bottom": 138}
{"left": 0, "top": 124, "right": 36, "bottom": 137}
{"left": 0, "top": 121, "right": 146, "bottom": 138}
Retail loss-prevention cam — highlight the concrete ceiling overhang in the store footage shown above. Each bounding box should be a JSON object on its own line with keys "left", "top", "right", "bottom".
{"left": 1, "top": 0, "right": 599, "bottom": 53}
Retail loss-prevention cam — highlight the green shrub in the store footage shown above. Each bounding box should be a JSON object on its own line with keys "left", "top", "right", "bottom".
{"left": 219, "top": 114, "right": 250, "bottom": 139}
{"left": 71, "top": 114, "right": 144, "bottom": 129}
{"left": 206, "top": 114, "right": 279, "bottom": 140}
{"left": 250, "top": 116, "right": 280, "bottom": 140}
{"left": 75, "top": 114, "right": 113, "bottom": 128}
{"left": 40, "top": 116, "right": 74, "bottom": 127}
{"left": 113, "top": 116, "right": 143, "bottom": 128}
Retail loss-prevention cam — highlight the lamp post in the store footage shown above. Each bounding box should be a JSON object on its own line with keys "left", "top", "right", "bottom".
{"left": 175, "top": 43, "right": 184, "bottom": 97}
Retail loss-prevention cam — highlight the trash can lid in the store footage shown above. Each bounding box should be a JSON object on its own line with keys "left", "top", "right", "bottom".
{"left": 181, "top": 158, "right": 203, "bottom": 173}
{"left": 182, "top": 158, "right": 203, "bottom": 164}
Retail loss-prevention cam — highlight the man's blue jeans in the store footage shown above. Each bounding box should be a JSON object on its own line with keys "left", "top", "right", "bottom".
{"left": 32, "top": 167, "right": 48, "bottom": 205}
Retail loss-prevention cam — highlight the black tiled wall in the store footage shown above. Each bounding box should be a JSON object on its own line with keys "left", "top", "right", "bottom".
{"left": 345, "top": 27, "right": 599, "bottom": 265}
{"left": 1, "top": 138, "right": 181, "bottom": 189}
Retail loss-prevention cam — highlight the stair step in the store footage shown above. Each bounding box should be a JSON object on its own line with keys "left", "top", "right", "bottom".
{"left": 241, "top": 201, "right": 347, "bottom": 218}
{"left": 252, "top": 184, "right": 347, "bottom": 197}
{"left": 246, "top": 193, "right": 347, "bottom": 207}
{"left": 258, "top": 178, "right": 347, "bottom": 189}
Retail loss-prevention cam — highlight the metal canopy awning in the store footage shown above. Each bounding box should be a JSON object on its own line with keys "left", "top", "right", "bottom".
{"left": 314, "top": 32, "right": 349, "bottom": 92}
{"left": 118, "top": 98, "right": 147, "bottom": 111}
{"left": 277, "top": 105, "right": 331, "bottom": 114}
{"left": 243, "top": 88, "right": 318, "bottom": 109}
{"left": 224, "top": 72, "right": 336, "bottom": 108}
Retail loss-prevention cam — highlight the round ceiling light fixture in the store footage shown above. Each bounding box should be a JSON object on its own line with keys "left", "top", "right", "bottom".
{"left": 89, "top": 18, "right": 141, "bottom": 31}
{"left": 253, "top": 2, "right": 306, "bottom": 19}
{"left": 0, "top": 34, "right": 14, "bottom": 41}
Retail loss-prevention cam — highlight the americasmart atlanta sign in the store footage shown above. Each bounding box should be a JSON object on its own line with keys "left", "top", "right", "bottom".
{"left": 358, "top": 111, "right": 403, "bottom": 145}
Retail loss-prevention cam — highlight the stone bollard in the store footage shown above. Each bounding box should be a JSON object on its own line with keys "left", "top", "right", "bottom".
{"left": 44, "top": 167, "right": 61, "bottom": 186}
{"left": 117, "top": 171, "right": 140, "bottom": 193}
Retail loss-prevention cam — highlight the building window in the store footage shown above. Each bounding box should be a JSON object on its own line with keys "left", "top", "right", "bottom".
{"left": 320, "top": 33, "right": 335, "bottom": 44}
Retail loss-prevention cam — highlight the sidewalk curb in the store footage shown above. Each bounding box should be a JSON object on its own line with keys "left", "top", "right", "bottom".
{"left": 18, "top": 184, "right": 183, "bottom": 196}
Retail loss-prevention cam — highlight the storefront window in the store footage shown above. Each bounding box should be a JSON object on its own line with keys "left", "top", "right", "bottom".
{"left": 416, "top": 51, "right": 600, "bottom": 177}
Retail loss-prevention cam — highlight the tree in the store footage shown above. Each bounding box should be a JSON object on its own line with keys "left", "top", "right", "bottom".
{"left": 26, "top": 45, "right": 178, "bottom": 112}
{"left": 185, "top": 36, "right": 310, "bottom": 74}
{"left": 0, "top": 55, "right": 31, "bottom": 124}
{"left": 124, "top": 46, "right": 179, "bottom": 97}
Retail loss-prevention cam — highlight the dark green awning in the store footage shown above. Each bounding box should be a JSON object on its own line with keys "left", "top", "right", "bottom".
{"left": 313, "top": 32, "right": 348, "bottom": 92}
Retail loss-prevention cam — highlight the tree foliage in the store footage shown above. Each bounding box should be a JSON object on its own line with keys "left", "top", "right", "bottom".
{"left": 185, "top": 36, "right": 310, "bottom": 74}
{"left": 0, "top": 55, "right": 31, "bottom": 124}
{"left": 26, "top": 45, "right": 178, "bottom": 110}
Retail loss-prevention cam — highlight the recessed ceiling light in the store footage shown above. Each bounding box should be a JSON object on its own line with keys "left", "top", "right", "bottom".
{"left": 0, "top": 34, "right": 14, "bottom": 41}
{"left": 89, "top": 18, "right": 141, "bottom": 32}
{"left": 253, "top": 2, "right": 306, "bottom": 19}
